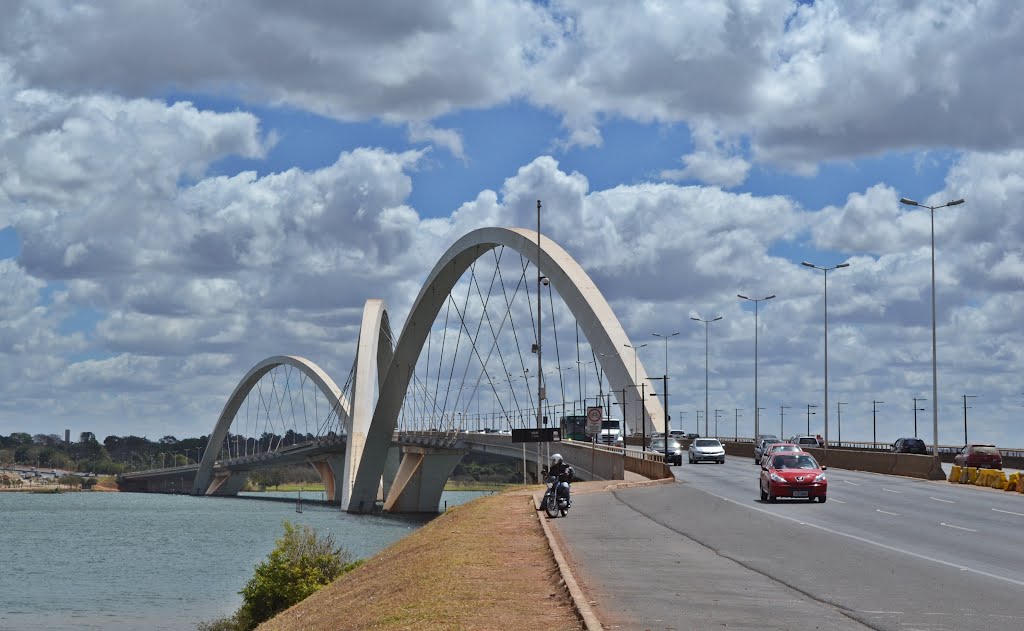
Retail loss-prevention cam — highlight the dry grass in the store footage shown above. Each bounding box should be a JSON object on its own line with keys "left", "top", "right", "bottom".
{"left": 258, "top": 487, "right": 583, "bottom": 631}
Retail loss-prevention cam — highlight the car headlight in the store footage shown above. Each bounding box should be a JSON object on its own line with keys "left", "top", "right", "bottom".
{"left": 769, "top": 473, "right": 786, "bottom": 483}
{"left": 814, "top": 473, "right": 827, "bottom": 483}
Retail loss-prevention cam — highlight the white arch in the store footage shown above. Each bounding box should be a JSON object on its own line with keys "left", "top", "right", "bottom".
{"left": 191, "top": 355, "right": 350, "bottom": 495}
{"left": 347, "top": 227, "right": 664, "bottom": 512}
{"left": 340, "top": 299, "right": 394, "bottom": 508}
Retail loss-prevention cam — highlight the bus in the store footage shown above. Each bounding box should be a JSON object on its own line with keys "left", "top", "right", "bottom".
{"left": 560, "top": 415, "right": 588, "bottom": 441}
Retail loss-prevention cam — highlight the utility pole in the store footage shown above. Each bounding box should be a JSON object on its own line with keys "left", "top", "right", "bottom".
{"left": 714, "top": 409, "right": 722, "bottom": 439}
{"left": 836, "top": 402, "right": 847, "bottom": 446}
{"left": 696, "top": 410, "right": 702, "bottom": 436}
{"left": 734, "top": 408, "right": 742, "bottom": 441}
{"left": 872, "top": 400, "right": 884, "bottom": 447}
{"left": 806, "top": 404, "right": 818, "bottom": 435}
{"left": 648, "top": 375, "right": 670, "bottom": 461}
{"left": 780, "top": 405, "right": 790, "bottom": 438}
{"left": 962, "top": 394, "right": 977, "bottom": 446}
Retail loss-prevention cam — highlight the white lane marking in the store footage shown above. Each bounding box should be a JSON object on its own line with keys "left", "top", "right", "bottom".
{"left": 940, "top": 523, "right": 977, "bottom": 532}
{"left": 842, "top": 480, "right": 860, "bottom": 486}
{"left": 882, "top": 488, "right": 902, "bottom": 494}
{"left": 830, "top": 498, "right": 847, "bottom": 504}
{"left": 680, "top": 482, "right": 1024, "bottom": 588}
{"left": 992, "top": 508, "right": 1024, "bottom": 517}
{"left": 929, "top": 496, "right": 955, "bottom": 504}
{"left": 876, "top": 509, "right": 900, "bottom": 516}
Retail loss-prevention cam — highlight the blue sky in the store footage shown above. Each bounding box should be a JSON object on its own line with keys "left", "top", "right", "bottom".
{"left": 1, "top": 1, "right": 1023, "bottom": 448}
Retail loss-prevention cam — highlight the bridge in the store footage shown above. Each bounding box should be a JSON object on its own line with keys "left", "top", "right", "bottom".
{"left": 120, "top": 226, "right": 669, "bottom": 512}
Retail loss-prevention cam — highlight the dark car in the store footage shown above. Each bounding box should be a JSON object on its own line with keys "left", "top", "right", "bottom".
{"left": 891, "top": 437, "right": 927, "bottom": 454}
{"left": 953, "top": 444, "right": 1002, "bottom": 470}
{"left": 685, "top": 433, "right": 701, "bottom": 439}
{"left": 649, "top": 438, "right": 683, "bottom": 465}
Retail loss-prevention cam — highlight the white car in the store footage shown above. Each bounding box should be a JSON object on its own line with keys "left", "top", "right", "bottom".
{"left": 688, "top": 438, "right": 726, "bottom": 464}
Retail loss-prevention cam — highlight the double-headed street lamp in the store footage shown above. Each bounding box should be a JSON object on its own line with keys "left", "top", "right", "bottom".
{"left": 899, "top": 196, "right": 965, "bottom": 473}
{"left": 913, "top": 397, "right": 927, "bottom": 438}
{"left": 691, "top": 315, "right": 722, "bottom": 437}
{"left": 652, "top": 331, "right": 679, "bottom": 453}
{"left": 801, "top": 261, "right": 849, "bottom": 450}
{"left": 738, "top": 294, "right": 775, "bottom": 440}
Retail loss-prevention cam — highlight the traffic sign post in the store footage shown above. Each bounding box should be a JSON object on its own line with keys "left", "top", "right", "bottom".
{"left": 586, "top": 406, "right": 603, "bottom": 437}
{"left": 512, "top": 428, "right": 561, "bottom": 443}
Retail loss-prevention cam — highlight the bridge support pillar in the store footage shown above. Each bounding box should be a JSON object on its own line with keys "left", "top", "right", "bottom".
{"left": 205, "top": 472, "right": 248, "bottom": 496}
{"left": 382, "top": 446, "right": 466, "bottom": 514}
{"left": 309, "top": 455, "right": 346, "bottom": 504}
{"left": 381, "top": 445, "right": 401, "bottom": 501}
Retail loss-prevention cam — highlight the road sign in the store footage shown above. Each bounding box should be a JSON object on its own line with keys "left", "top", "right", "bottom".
{"left": 586, "top": 406, "right": 603, "bottom": 436}
{"left": 512, "top": 428, "right": 561, "bottom": 443}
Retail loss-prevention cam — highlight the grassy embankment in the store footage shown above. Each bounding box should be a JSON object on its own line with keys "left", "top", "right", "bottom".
{"left": 257, "top": 486, "right": 583, "bottom": 631}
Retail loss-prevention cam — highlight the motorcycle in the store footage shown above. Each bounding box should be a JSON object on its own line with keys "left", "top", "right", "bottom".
{"left": 543, "top": 472, "right": 572, "bottom": 518}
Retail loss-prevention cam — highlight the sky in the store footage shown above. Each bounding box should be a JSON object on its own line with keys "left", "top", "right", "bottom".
{"left": 1, "top": 0, "right": 1023, "bottom": 447}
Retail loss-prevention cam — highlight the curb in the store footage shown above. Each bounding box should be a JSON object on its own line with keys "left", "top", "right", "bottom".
{"left": 533, "top": 475, "right": 674, "bottom": 630}
{"left": 534, "top": 498, "right": 604, "bottom": 631}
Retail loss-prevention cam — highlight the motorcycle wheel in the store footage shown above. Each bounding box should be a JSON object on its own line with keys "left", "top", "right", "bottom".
{"left": 560, "top": 508, "right": 568, "bottom": 516}
{"left": 544, "top": 493, "right": 560, "bottom": 518}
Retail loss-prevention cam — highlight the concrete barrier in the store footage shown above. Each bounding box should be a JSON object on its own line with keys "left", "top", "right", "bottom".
{"left": 890, "top": 453, "right": 939, "bottom": 479}
{"left": 1005, "top": 472, "right": 1020, "bottom": 492}
{"left": 624, "top": 454, "right": 673, "bottom": 480}
{"left": 723, "top": 441, "right": 755, "bottom": 458}
{"left": 949, "top": 465, "right": 962, "bottom": 483}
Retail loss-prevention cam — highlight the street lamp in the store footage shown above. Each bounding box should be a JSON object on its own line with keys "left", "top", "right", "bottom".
{"left": 900, "top": 196, "right": 965, "bottom": 473}
{"left": 623, "top": 343, "right": 648, "bottom": 443}
{"left": 805, "top": 404, "right": 817, "bottom": 435}
{"left": 913, "top": 397, "right": 927, "bottom": 438}
{"left": 691, "top": 315, "right": 722, "bottom": 437}
{"left": 801, "top": 261, "right": 850, "bottom": 450}
{"left": 738, "top": 294, "right": 775, "bottom": 441}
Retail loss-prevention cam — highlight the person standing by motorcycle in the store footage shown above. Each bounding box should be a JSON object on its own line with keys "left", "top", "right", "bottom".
{"left": 542, "top": 453, "right": 574, "bottom": 508}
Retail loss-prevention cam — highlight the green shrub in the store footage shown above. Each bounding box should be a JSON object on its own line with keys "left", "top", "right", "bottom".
{"left": 199, "top": 521, "right": 359, "bottom": 630}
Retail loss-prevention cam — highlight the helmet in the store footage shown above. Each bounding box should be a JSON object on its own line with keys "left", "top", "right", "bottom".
{"left": 550, "top": 453, "right": 563, "bottom": 465}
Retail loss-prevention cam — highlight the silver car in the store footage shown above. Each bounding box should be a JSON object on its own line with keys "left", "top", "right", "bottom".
{"left": 754, "top": 437, "right": 783, "bottom": 464}
{"left": 688, "top": 438, "right": 726, "bottom": 464}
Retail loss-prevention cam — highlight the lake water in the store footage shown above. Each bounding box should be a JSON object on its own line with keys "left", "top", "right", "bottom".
{"left": 0, "top": 490, "right": 488, "bottom": 630}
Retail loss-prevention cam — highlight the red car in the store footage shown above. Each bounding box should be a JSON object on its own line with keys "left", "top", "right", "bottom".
{"left": 953, "top": 444, "right": 1002, "bottom": 470}
{"left": 760, "top": 452, "right": 828, "bottom": 503}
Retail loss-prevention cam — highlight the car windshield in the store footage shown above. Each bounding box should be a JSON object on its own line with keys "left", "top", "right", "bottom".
{"left": 760, "top": 439, "right": 781, "bottom": 448}
{"left": 906, "top": 439, "right": 925, "bottom": 448}
{"left": 773, "top": 454, "right": 819, "bottom": 469}
{"left": 650, "top": 439, "right": 665, "bottom": 449}
{"left": 770, "top": 445, "right": 799, "bottom": 453}
{"left": 695, "top": 439, "right": 721, "bottom": 447}
{"left": 972, "top": 446, "right": 999, "bottom": 456}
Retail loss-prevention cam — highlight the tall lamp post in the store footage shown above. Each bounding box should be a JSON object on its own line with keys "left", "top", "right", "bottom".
{"left": 900, "top": 196, "right": 965, "bottom": 475}
{"left": 801, "top": 261, "right": 850, "bottom": 450}
{"left": 872, "top": 400, "right": 884, "bottom": 447}
{"left": 738, "top": 294, "right": 775, "bottom": 441}
{"left": 623, "top": 342, "right": 648, "bottom": 442}
{"left": 913, "top": 397, "right": 927, "bottom": 438}
{"left": 691, "top": 315, "right": 722, "bottom": 437}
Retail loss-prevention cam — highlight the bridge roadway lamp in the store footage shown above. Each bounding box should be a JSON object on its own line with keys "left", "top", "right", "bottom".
{"left": 899, "top": 196, "right": 965, "bottom": 476}
{"left": 691, "top": 315, "right": 722, "bottom": 437}
{"left": 623, "top": 342, "right": 648, "bottom": 440}
{"left": 738, "top": 294, "right": 775, "bottom": 441}
{"left": 801, "top": 261, "right": 849, "bottom": 451}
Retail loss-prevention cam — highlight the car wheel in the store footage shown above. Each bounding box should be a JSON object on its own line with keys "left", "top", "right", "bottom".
{"left": 767, "top": 491, "right": 776, "bottom": 503}
{"left": 818, "top": 495, "right": 827, "bottom": 503}
{"left": 759, "top": 485, "right": 768, "bottom": 502}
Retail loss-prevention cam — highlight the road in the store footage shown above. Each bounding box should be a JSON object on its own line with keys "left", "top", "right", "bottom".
{"left": 552, "top": 455, "right": 1024, "bottom": 630}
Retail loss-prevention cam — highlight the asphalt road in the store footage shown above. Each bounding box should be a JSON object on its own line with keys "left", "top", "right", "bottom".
{"left": 552, "top": 456, "right": 1024, "bottom": 630}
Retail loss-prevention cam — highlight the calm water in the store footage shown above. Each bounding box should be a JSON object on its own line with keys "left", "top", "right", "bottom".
{"left": 0, "top": 490, "right": 487, "bottom": 631}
